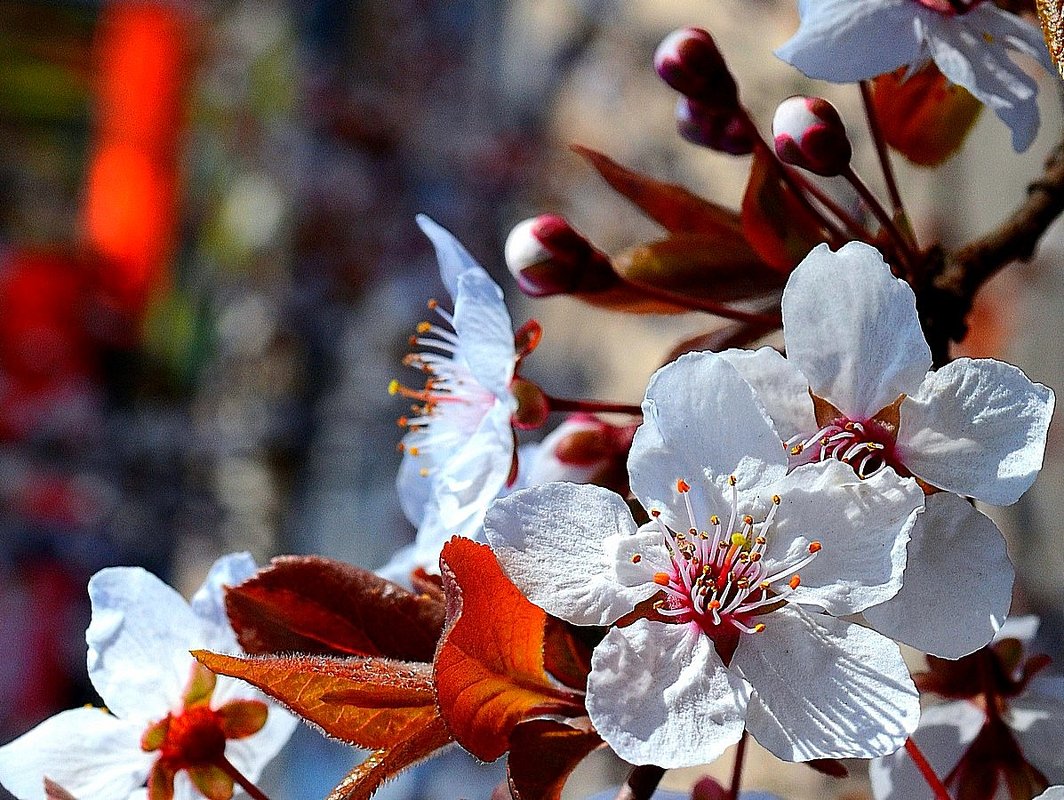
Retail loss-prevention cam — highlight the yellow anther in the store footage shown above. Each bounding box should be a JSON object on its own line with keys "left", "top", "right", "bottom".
{"left": 753, "top": 623, "right": 766, "bottom": 633}
{"left": 418, "top": 468, "right": 429, "bottom": 477}
{"left": 708, "top": 600, "right": 721, "bottom": 610}
{"left": 408, "top": 446, "right": 420, "bottom": 456}
{"left": 653, "top": 572, "right": 671, "bottom": 586}
{"left": 808, "top": 541, "right": 822, "bottom": 554}
{"left": 676, "top": 478, "right": 691, "bottom": 493}
{"left": 755, "top": 536, "right": 766, "bottom": 545}
{"left": 742, "top": 515, "right": 753, "bottom": 526}
{"left": 416, "top": 321, "right": 431, "bottom": 334}
{"left": 789, "top": 444, "right": 804, "bottom": 455}
{"left": 789, "top": 575, "right": 801, "bottom": 590}
{"left": 728, "top": 475, "right": 737, "bottom": 486}
{"left": 427, "top": 298, "right": 439, "bottom": 309}
{"left": 772, "top": 495, "right": 781, "bottom": 505}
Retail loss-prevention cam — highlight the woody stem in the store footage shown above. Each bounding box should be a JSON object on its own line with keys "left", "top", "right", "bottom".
{"left": 904, "top": 738, "right": 952, "bottom": 800}
{"left": 215, "top": 755, "right": 272, "bottom": 800}
{"left": 727, "top": 731, "right": 749, "bottom": 800}
{"left": 859, "top": 80, "right": 907, "bottom": 228}
{"left": 545, "top": 394, "right": 642, "bottom": 416}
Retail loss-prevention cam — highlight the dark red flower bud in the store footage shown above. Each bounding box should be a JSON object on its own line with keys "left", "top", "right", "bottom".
{"left": 654, "top": 27, "right": 738, "bottom": 109}
{"left": 772, "top": 96, "right": 852, "bottom": 177}
{"left": 504, "top": 215, "right": 618, "bottom": 297}
{"left": 676, "top": 97, "right": 755, "bottom": 156}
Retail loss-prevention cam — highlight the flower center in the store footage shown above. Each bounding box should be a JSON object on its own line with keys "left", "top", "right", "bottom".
{"left": 913, "top": 0, "right": 982, "bottom": 15}
{"left": 786, "top": 417, "right": 900, "bottom": 478}
{"left": 144, "top": 706, "right": 227, "bottom": 770}
{"left": 641, "top": 477, "right": 820, "bottom": 663}
{"left": 390, "top": 299, "right": 498, "bottom": 473}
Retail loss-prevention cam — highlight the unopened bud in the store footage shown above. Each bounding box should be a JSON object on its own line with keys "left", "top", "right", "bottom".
{"left": 676, "top": 97, "right": 755, "bottom": 156}
{"left": 654, "top": 27, "right": 738, "bottom": 109}
{"left": 772, "top": 96, "right": 852, "bottom": 177}
{"left": 526, "top": 414, "right": 636, "bottom": 492}
{"left": 504, "top": 215, "right": 618, "bottom": 297}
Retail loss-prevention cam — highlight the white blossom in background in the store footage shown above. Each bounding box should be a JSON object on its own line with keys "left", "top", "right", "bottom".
{"left": 0, "top": 554, "right": 297, "bottom": 800}
{"left": 723, "top": 241, "right": 1053, "bottom": 658}
{"left": 486, "top": 352, "right": 923, "bottom": 768}
{"left": 870, "top": 616, "right": 1064, "bottom": 800}
{"left": 386, "top": 215, "right": 520, "bottom": 577}
{"left": 776, "top": 0, "right": 1056, "bottom": 151}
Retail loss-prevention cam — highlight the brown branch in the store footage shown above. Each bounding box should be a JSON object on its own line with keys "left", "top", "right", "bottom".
{"left": 916, "top": 139, "right": 1064, "bottom": 366}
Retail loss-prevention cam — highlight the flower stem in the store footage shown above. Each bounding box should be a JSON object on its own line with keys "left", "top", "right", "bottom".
{"left": 613, "top": 764, "right": 666, "bottom": 800}
{"left": 727, "top": 731, "right": 749, "bottom": 800}
{"left": 859, "top": 81, "right": 907, "bottom": 228}
{"left": 904, "top": 738, "right": 952, "bottom": 800}
{"left": 842, "top": 165, "right": 918, "bottom": 272}
{"left": 545, "top": 394, "right": 642, "bottom": 417}
{"left": 215, "top": 755, "right": 273, "bottom": 800}
{"left": 622, "top": 276, "right": 783, "bottom": 326}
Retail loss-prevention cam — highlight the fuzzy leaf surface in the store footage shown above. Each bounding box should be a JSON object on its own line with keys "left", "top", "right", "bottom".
{"left": 507, "top": 720, "right": 601, "bottom": 800}
{"left": 434, "top": 538, "right": 584, "bottom": 762}
{"left": 225, "top": 555, "right": 445, "bottom": 661}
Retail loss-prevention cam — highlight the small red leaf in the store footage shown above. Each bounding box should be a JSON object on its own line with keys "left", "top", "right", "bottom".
{"left": 225, "top": 555, "right": 445, "bottom": 661}
{"left": 572, "top": 144, "right": 747, "bottom": 239}
{"left": 507, "top": 720, "right": 602, "bottom": 800}
{"left": 740, "top": 147, "right": 827, "bottom": 272}
{"left": 194, "top": 650, "right": 439, "bottom": 749}
{"left": 870, "top": 63, "right": 982, "bottom": 167}
{"left": 542, "top": 618, "right": 593, "bottom": 692}
{"left": 434, "top": 539, "right": 584, "bottom": 762}
{"left": 326, "top": 717, "right": 453, "bottom": 800}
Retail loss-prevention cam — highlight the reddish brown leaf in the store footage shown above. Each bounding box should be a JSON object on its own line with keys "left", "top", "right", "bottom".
{"left": 740, "top": 147, "right": 827, "bottom": 272}
{"left": 612, "top": 234, "right": 786, "bottom": 303}
{"left": 542, "top": 617, "right": 592, "bottom": 692}
{"left": 871, "top": 63, "right": 982, "bottom": 167}
{"left": 194, "top": 650, "right": 439, "bottom": 749}
{"left": 225, "top": 555, "right": 445, "bottom": 661}
{"left": 326, "top": 717, "right": 453, "bottom": 800}
{"left": 572, "top": 144, "right": 747, "bottom": 240}
{"left": 434, "top": 538, "right": 585, "bottom": 762}
{"left": 507, "top": 720, "right": 602, "bottom": 800}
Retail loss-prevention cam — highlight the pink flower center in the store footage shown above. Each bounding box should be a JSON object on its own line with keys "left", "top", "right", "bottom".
{"left": 643, "top": 477, "right": 821, "bottom": 664}
{"left": 913, "top": 0, "right": 983, "bottom": 15}
{"left": 786, "top": 417, "right": 901, "bottom": 478}
{"left": 390, "top": 299, "right": 499, "bottom": 473}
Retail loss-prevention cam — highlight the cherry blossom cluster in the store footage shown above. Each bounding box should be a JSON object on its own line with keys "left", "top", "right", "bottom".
{"left": 2, "top": 1, "right": 1063, "bottom": 799}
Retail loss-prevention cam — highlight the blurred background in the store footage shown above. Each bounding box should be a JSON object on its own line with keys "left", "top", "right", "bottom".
{"left": 0, "top": 1, "right": 1061, "bottom": 799}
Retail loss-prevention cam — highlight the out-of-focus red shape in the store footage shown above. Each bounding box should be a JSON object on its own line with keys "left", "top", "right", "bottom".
{"left": 82, "top": 3, "right": 188, "bottom": 324}
{"left": 871, "top": 63, "right": 982, "bottom": 167}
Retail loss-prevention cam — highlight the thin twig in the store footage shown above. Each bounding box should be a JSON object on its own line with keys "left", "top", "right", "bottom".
{"left": 727, "top": 731, "right": 749, "bottom": 800}
{"left": 216, "top": 755, "right": 273, "bottom": 800}
{"left": 859, "top": 80, "right": 907, "bottom": 227}
{"left": 545, "top": 394, "right": 642, "bottom": 416}
{"left": 917, "top": 139, "right": 1064, "bottom": 363}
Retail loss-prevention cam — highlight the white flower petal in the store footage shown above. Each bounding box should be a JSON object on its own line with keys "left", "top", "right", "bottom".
{"left": 484, "top": 483, "right": 665, "bottom": 625}
{"left": 767, "top": 461, "right": 921, "bottom": 615}
{"left": 735, "top": 605, "right": 919, "bottom": 761}
{"left": 395, "top": 451, "right": 432, "bottom": 528}
{"left": 586, "top": 620, "right": 749, "bottom": 768}
{"left": 1011, "top": 688, "right": 1064, "bottom": 785}
{"left": 452, "top": 269, "right": 517, "bottom": 398}
{"left": 897, "top": 358, "right": 1054, "bottom": 505}
{"left": 630, "top": 351, "right": 786, "bottom": 532}
{"left": 863, "top": 494, "right": 1012, "bottom": 658}
{"left": 86, "top": 567, "right": 205, "bottom": 722}
{"left": 868, "top": 701, "right": 985, "bottom": 800}
{"left": 995, "top": 613, "right": 1040, "bottom": 644}
{"left": 1033, "top": 789, "right": 1064, "bottom": 800}
{"left": 719, "top": 347, "right": 817, "bottom": 441}
{"left": 0, "top": 708, "right": 152, "bottom": 800}
{"left": 775, "top": 0, "right": 922, "bottom": 83}
{"left": 433, "top": 400, "right": 514, "bottom": 532}
{"left": 189, "top": 552, "right": 257, "bottom": 644}
{"left": 415, "top": 214, "right": 488, "bottom": 300}
{"left": 782, "top": 242, "right": 932, "bottom": 420}
{"left": 921, "top": 8, "right": 1043, "bottom": 151}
